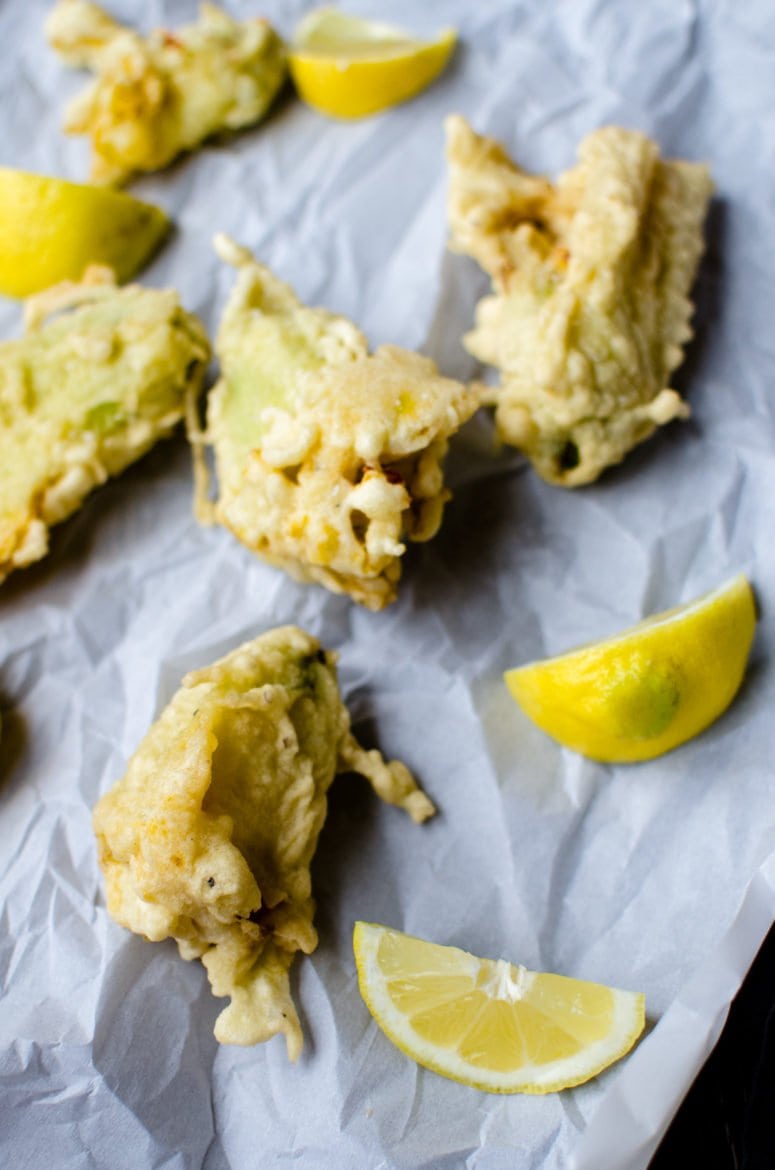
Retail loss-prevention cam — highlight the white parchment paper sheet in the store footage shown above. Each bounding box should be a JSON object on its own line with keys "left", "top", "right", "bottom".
{"left": 1, "top": 1, "right": 774, "bottom": 1167}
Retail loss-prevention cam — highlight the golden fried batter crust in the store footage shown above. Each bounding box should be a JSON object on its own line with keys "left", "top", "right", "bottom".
{"left": 0, "top": 267, "right": 209, "bottom": 584}
{"left": 93, "top": 626, "right": 434, "bottom": 1058}
{"left": 189, "top": 235, "right": 480, "bottom": 609}
{"left": 46, "top": 0, "right": 287, "bottom": 185}
{"left": 446, "top": 116, "right": 713, "bottom": 486}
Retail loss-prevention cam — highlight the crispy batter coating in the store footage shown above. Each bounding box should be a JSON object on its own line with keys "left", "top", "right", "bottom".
{"left": 93, "top": 626, "right": 434, "bottom": 1058}
{"left": 46, "top": 0, "right": 287, "bottom": 186}
{"left": 0, "top": 267, "right": 209, "bottom": 585}
{"left": 188, "top": 235, "right": 480, "bottom": 609}
{"left": 446, "top": 116, "right": 713, "bottom": 486}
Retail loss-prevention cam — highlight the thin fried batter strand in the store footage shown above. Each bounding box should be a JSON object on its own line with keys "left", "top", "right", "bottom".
{"left": 446, "top": 116, "right": 713, "bottom": 486}
{"left": 46, "top": 0, "right": 287, "bottom": 185}
{"left": 189, "top": 235, "right": 480, "bottom": 610}
{"left": 93, "top": 626, "right": 434, "bottom": 1059}
{"left": 0, "top": 267, "right": 209, "bottom": 585}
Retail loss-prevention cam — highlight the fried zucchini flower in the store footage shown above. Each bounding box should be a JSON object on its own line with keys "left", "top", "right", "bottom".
{"left": 188, "top": 235, "right": 480, "bottom": 610}
{"left": 46, "top": 0, "right": 287, "bottom": 186}
{"left": 93, "top": 625, "right": 435, "bottom": 1059}
{"left": 0, "top": 267, "right": 209, "bottom": 585}
{"left": 446, "top": 116, "right": 713, "bottom": 486}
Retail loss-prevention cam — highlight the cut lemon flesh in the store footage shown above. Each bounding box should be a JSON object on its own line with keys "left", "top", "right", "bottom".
{"left": 0, "top": 169, "right": 169, "bottom": 297}
{"left": 353, "top": 922, "right": 645, "bottom": 1094}
{"left": 505, "top": 574, "right": 756, "bottom": 763}
{"left": 289, "top": 8, "right": 456, "bottom": 118}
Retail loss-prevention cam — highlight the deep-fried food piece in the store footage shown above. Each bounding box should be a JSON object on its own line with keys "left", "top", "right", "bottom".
{"left": 46, "top": 0, "right": 287, "bottom": 186}
{"left": 188, "top": 235, "right": 481, "bottom": 610}
{"left": 93, "top": 626, "right": 434, "bottom": 1058}
{"left": 0, "top": 267, "right": 210, "bottom": 584}
{"left": 446, "top": 116, "right": 713, "bottom": 486}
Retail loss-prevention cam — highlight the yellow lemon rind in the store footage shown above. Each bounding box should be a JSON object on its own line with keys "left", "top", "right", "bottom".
{"left": 505, "top": 574, "right": 755, "bottom": 764}
{"left": 289, "top": 19, "right": 456, "bottom": 119}
{"left": 0, "top": 168, "right": 170, "bottom": 298}
{"left": 353, "top": 922, "right": 646, "bottom": 1094}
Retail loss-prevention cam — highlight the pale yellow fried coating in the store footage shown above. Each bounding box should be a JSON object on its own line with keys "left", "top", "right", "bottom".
{"left": 46, "top": 0, "right": 287, "bottom": 186}
{"left": 0, "top": 267, "right": 209, "bottom": 585}
{"left": 188, "top": 235, "right": 481, "bottom": 610}
{"left": 93, "top": 626, "right": 434, "bottom": 1058}
{"left": 446, "top": 116, "right": 713, "bottom": 486}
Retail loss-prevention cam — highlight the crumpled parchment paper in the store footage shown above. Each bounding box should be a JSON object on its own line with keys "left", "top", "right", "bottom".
{"left": 1, "top": 2, "right": 774, "bottom": 1167}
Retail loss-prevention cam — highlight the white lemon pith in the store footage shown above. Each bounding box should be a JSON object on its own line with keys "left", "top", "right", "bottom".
{"left": 505, "top": 574, "right": 756, "bottom": 763}
{"left": 353, "top": 923, "right": 645, "bottom": 1094}
{"left": 0, "top": 168, "right": 169, "bottom": 297}
{"left": 289, "top": 9, "right": 456, "bottom": 118}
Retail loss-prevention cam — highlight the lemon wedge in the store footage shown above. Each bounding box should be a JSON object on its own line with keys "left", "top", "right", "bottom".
{"left": 353, "top": 922, "right": 645, "bottom": 1094}
{"left": 505, "top": 574, "right": 756, "bottom": 763}
{"left": 0, "top": 169, "right": 170, "bottom": 298}
{"left": 289, "top": 8, "right": 456, "bottom": 118}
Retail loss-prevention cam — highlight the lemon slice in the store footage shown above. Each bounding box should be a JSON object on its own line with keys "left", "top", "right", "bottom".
{"left": 506, "top": 574, "right": 756, "bottom": 763}
{"left": 353, "top": 922, "right": 645, "bottom": 1094}
{"left": 289, "top": 8, "right": 456, "bottom": 118}
{"left": 0, "top": 169, "right": 170, "bottom": 298}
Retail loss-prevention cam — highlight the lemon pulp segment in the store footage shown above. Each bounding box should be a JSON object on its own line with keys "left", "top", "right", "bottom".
{"left": 505, "top": 574, "right": 756, "bottom": 763}
{"left": 354, "top": 922, "right": 645, "bottom": 1094}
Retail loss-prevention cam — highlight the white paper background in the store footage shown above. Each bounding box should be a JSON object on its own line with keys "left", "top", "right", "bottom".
{"left": 1, "top": 1, "right": 774, "bottom": 1167}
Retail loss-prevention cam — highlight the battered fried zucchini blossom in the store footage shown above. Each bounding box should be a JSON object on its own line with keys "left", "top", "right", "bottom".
{"left": 189, "top": 235, "right": 480, "bottom": 610}
{"left": 46, "top": 0, "right": 287, "bottom": 186}
{"left": 0, "top": 267, "right": 209, "bottom": 584}
{"left": 446, "top": 117, "right": 713, "bottom": 486}
{"left": 93, "top": 626, "right": 434, "bottom": 1059}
